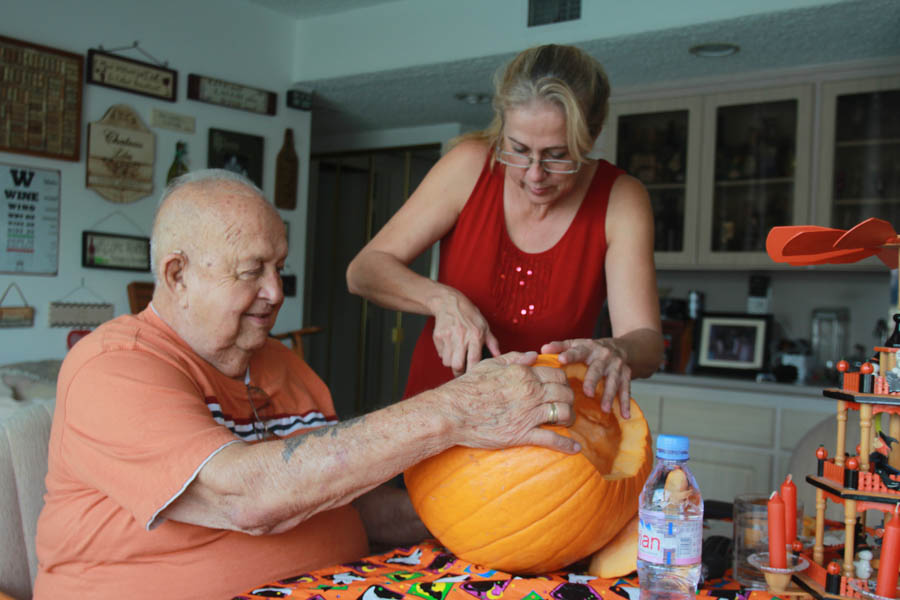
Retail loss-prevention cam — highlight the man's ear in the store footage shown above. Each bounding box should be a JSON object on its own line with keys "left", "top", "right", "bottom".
{"left": 160, "top": 251, "right": 188, "bottom": 301}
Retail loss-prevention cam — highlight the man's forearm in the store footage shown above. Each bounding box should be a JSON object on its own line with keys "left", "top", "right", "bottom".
{"left": 160, "top": 354, "right": 577, "bottom": 536}
{"left": 162, "top": 389, "right": 452, "bottom": 535}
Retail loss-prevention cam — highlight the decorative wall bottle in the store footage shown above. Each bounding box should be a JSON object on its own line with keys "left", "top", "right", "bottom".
{"left": 166, "top": 141, "right": 189, "bottom": 184}
{"left": 275, "top": 128, "right": 298, "bottom": 210}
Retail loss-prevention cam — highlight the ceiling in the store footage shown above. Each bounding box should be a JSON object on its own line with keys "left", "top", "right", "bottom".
{"left": 249, "top": 0, "right": 404, "bottom": 19}
{"left": 248, "top": 0, "right": 900, "bottom": 138}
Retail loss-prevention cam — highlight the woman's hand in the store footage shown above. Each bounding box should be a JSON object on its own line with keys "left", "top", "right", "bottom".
{"left": 431, "top": 287, "right": 501, "bottom": 377}
{"left": 540, "top": 338, "right": 632, "bottom": 418}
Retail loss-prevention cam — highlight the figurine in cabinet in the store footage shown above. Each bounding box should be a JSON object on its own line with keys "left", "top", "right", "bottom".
{"left": 628, "top": 126, "right": 659, "bottom": 184}
{"left": 759, "top": 118, "right": 782, "bottom": 178}
{"left": 661, "top": 118, "right": 686, "bottom": 182}
{"left": 719, "top": 219, "right": 737, "bottom": 250}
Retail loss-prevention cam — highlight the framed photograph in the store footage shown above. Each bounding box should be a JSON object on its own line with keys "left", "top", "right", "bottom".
{"left": 82, "top": 231, "right": 151, "bottom": 272}
{"left": 86, "top": 49, "right": 177, "bottom": 101}
{"left": 0, "top": 35, "right": 83, "bottom": 161}
{"left": 697, "top": 312, "right": 772, "bottom": 377}
{"left": 208, "top": 128, "right": 264, "bottom": 188}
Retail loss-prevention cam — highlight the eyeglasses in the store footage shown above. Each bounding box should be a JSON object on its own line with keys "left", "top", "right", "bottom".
{"left": 495, "top": 147, "right": 581, "bottom": 174}
{"left": 246, "top": 384, "right": 273, "bottom": 441}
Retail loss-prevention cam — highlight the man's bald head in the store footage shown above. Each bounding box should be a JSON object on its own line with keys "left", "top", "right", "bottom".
{"left": 150, "top": 169, "right": 274, "bottom": 281}
{"left": 149, "top": 169, "right": 288, "bottom": 376}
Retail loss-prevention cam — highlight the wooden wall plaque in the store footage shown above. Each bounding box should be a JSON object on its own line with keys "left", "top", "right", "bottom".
{"left": 86, "top": 104, "right": 155, "bottom": 203}
{"left": 187, "top": 74, "right": 276, "bottom": 116}
{"left": 86, "top": 49, "right": 177, "bottom": 102}
{"left": 0, "top": 35, "right": 83, "bottom": 161}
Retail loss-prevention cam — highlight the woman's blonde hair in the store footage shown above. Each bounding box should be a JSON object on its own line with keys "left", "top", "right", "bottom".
{"left": 453, "top": 44, "right": 610, "bottom": 163}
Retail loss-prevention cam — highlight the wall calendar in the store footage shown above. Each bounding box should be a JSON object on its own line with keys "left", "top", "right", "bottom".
{"left": 0, "top": 35, "right": 84, "bottom": 161}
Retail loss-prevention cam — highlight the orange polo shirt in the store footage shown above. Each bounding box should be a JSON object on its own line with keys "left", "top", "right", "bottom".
{"left": 34, "top": 308, "right": 368, "bottom": 600}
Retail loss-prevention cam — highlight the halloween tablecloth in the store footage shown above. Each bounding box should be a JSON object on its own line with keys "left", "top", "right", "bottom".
{"left": 233, "top": 539, "right": 777, "bottom": 600}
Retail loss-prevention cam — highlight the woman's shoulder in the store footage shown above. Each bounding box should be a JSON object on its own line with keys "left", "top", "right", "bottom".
{"left": 425, "top": 140, "right": 493, "bottom": 206}
{"left": 607, "top": 171, "right": 652, "bottom": 226}
{"left": 442, "top": 138, "right": 492, "bottom": 170}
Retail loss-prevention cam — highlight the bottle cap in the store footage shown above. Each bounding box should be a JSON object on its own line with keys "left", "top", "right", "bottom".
{"left": 656, "top": 434, "right": 689, "bottom": 460}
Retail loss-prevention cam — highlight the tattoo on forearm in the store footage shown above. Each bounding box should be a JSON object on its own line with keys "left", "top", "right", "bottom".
{"left": 281, "top": 415, "right": 367, "bottom": 463}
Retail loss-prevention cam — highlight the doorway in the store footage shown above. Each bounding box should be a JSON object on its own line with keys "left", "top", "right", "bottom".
{"left": 304, "top": 145, "right": 441, "bottom": 419}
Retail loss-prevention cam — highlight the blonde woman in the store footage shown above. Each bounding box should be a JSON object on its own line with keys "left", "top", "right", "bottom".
{"left": 347, "top": 44, "right": 663, "bottom": 416}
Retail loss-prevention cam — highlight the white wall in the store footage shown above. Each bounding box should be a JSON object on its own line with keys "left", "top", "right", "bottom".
{"left": 0, "top": 0, "right": 310, "bottom": 363}
{"left": 293, "top": 0, "right": 844, "bottom": 81}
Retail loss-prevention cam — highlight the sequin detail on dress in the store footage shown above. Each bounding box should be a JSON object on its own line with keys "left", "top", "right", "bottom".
{"left": 491, "top": 239, "right": 554, "bottom": 326}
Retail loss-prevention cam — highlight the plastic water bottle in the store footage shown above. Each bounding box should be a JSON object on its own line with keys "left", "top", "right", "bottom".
{"left": 637, "top": 434, "right": 704, "bottom": 600}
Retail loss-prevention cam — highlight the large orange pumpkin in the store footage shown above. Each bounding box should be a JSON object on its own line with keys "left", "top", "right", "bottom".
{"left": 404, "top": 354, "right": 653, "bottom": 574}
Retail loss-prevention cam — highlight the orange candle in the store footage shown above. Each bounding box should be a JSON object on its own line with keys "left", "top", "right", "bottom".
{"left": 782, "top": 474, "right": 798, "bottom": 544}
{"left": 768, "top": 490, "right": 787, "bottom": 568}
{"left": 877, "top": 504, "right": 900, "bottom": 598}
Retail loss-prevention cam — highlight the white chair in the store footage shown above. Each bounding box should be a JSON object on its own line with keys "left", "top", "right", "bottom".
{"left": 0, "top": 400, "right": 55, "bottom": 600}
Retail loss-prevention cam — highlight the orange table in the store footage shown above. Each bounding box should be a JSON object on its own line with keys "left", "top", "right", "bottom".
{"left": 234, "top": 539, "right": 775, "bottom": 600}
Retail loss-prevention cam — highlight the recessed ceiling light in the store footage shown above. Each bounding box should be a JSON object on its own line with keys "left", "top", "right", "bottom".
{"left": 689, "top": 43, "right": 740, "bottom": 58}
{"left": 454, "top": 92, "right": 491, "bottom": 105}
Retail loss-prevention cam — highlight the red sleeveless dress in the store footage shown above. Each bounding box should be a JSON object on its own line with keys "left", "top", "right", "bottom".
{"left": 403, "top": 156, "right": 623, "bottom": 399}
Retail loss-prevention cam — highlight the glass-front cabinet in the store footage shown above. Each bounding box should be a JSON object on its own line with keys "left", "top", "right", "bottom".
{"left": 816, "top": 75, "right": 900, "bottom": 233}
{"left": 606, "top": 97, "right": 702, "bottom": 267}
{"left": 607, "top": 86, "right": 811, "bottom": 267}
{"left": 698, "top": 85, "right": 812, "bottom": 266}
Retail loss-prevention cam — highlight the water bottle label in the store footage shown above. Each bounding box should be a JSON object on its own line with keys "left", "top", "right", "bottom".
{"left": 637, "top": 511, "right": 702, "bottom": 565}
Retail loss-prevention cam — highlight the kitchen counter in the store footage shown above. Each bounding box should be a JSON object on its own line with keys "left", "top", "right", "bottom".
{"left": 631, "top": 372, "right": 836, "bottom": 502}
{"left": 643, "top": 372, "right": 825, "bottom": 398}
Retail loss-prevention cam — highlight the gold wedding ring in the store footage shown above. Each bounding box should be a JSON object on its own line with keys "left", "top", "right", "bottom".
{"left": 548, "top": 402, "right": 558, "bottom": 425}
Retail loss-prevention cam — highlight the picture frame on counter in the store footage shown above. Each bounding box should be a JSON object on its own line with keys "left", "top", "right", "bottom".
{"left": 696, "top": 312, "right": 772, "bottom": 377}
{"left": 81, "top": 230, "right": 151, "bottom": 272}
{"left": 86, "top": 49, "right": 177, "bottom": 102}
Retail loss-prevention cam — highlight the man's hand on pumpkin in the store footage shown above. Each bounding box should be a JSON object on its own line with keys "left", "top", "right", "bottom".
{"left": 437, "top": 351, "right": 579, "bottom": 454}
{"left": 540, "top": 338, "right": 632, "bottom": 419}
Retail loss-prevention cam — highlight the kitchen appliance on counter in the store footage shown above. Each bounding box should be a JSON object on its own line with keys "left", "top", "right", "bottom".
{"left": 779, "top": 353, "right": 815, "bottom": 384}
{"left": 811, "top": 307, "right": 850, "bottom": 383}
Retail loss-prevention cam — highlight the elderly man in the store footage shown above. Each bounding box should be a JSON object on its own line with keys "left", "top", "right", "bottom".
{"left": 33, "top": 169, "right": 578, "bottom": 600}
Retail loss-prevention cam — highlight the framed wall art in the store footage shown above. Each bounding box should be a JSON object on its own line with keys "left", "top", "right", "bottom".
{"left": 0, "top": 282, "right": 35, "bottom": 328}
{"left": 0, "top": 35, "right": 83, "bottom": 161}
{"left": 1, "top": 162, "right": 60, "bottom": 275}
{"left": 86, "top": 48, "right": 177, "bottom": 102}
{"left": 82, "top": 231, "right": 151, "bottom": 272}
{"left": 86, "top": 104, "right": 155, "bottom": 203}
{"left": 188, "top": 74, "right": 276, "bottom": 116}
{"left": 696, "top": 312, "right": 773, "bottom": 377}
{"left": 207, "top": 128, "right": 263, "bottom": 188}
